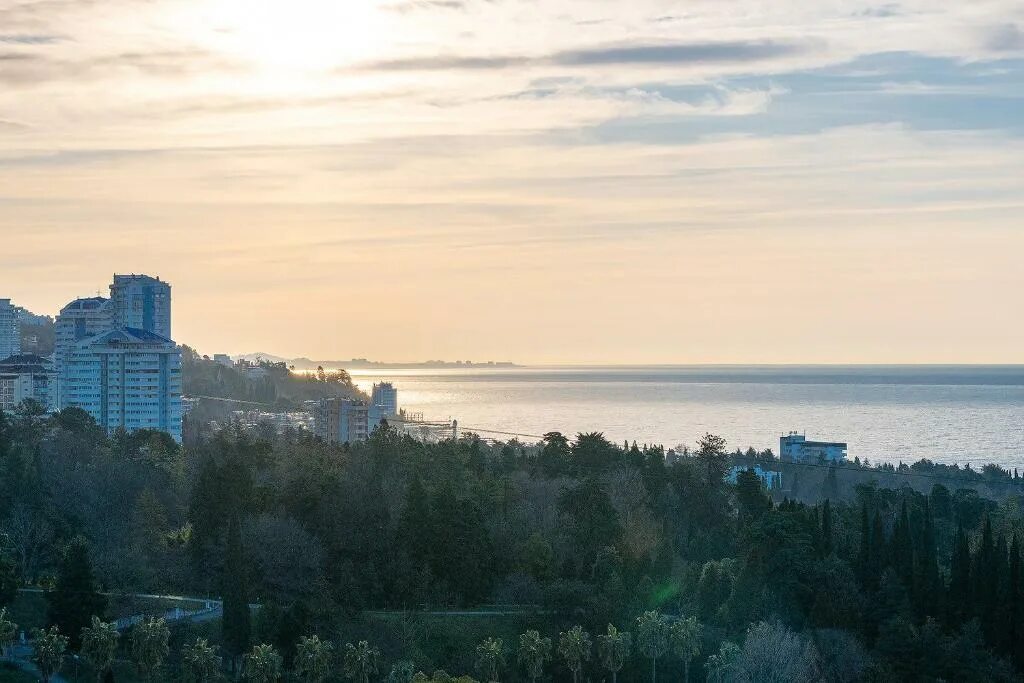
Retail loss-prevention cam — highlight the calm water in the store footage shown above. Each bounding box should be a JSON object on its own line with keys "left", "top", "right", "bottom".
{"left": 348, "top": 366, "right": 1024, "bottom": 468}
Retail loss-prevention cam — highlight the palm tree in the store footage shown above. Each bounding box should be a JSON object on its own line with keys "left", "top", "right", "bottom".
{"left": 80, "top": 617, "right": 119, "bottom": 683}
{"left": 475, "top": 637, "right": 505, "bottom": 682}
{"left": 243, "top": 644, "right": 283, "bottom": 683}
{"left": 0, "top": 608, "right": 17, "bottom": 660}
{"left": 182, "top": 638, "right": 222, "bottom": 683}
{"left": 130, "top": 618, "right": 170, "bottom": 683}
{"left": 342, "top": 641, "right": 380, "bottom": 683}
{"left": 516, "top": 630, "right": 552, "bottom": 683}
{"left": 31, "top": 626, "right": 68, "bottom": 683}
{"left": 670, "top": 617, "right": 702, "bottom": 683}
{"left": 294, "top": 636, "right": 333, "bottom": 683}
{"left": 635, "top": 611, "right": 670, "bottom": 683}
{"left": 596, "top": 624, "right": 631, "bottom": 683}
{"left": 557, "top": 626, "right": 591, "bottom": 683}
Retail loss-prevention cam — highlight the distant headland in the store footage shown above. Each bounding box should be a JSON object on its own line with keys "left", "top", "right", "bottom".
{"left": 237, "top": 353, "right": 518, "bottom": 371}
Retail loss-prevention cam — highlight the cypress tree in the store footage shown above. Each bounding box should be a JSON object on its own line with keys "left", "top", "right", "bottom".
{"left": 821, "top": 499, "right": 833, "bottom": 557}
{"left": 949, "top": 523, "right": 972, "bottom": 624}
{"left": 47, "top": 538, "right": 107, "bottom": 649}
{"left": 1010, "top": 534, "right": 1021, "bottom": 668}
{"left": 222, "top": 513, "right": 250, "bottom": 670}
{"left": 858, "top": 503, "right": 871, "bottom": 582}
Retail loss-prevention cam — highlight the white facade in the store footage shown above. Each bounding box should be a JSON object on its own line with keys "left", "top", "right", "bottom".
{"left": 110, "top": 274, "right": 172, "bottom": 339}
{"left": 780, "top": 432, "right": 847, "bottom": 463}
{"left": 0, "top": 354, "right": 55, "bottom": 412}
{"left": 62, "top": 328, "right": 182, "bottom": 442}
{"left": 54, "top": 297, "right": 115, "bottom": 406}
{"left": 0, "top": 299, "right": 20, "bottom": 361}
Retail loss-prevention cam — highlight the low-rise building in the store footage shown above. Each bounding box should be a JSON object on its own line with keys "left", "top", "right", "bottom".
{"left": 728, "top": 464, "right": 783, "bottom": 490}
{"left": 0, "top": 353, "right": 55, "bottom": 412}
{"left": 780, "top": 432, "right": 847, "bottom": 463}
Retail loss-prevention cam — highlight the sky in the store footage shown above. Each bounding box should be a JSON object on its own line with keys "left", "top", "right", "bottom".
{"left": 1, "top": 0, "right": 1023, "bottom": 364}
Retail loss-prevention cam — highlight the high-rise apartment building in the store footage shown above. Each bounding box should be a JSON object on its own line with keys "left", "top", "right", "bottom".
{"left": 110, "top": 274, "right": 172, "bottom": 338}
{"left": 0, "top": 299, "right": 21, "bottom": 361}
{"left": 371, "top": 382, "right": 398, "bottom": 415}
{"left": 62, "top": 327, "right": 182, "bottom": 442}
{"left": 0, "top": 354, "right": 55, "bottom": 412}
{"left": 315, "top": 397, "right": 369, "bottom": 444}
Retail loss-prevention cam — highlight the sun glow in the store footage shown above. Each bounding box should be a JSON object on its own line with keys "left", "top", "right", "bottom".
{"left": 205, "top": 0, "right": 391, "bottom": 74}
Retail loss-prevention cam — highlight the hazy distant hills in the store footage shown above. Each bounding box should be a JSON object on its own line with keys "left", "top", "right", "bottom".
{"left": 236, "top": 353, "right": 517, "bottom": 371}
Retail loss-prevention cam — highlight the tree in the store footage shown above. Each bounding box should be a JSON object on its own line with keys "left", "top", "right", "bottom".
{"left": 596, "top": 624, "right": 630, "bottom": 683}
{"left": 294, "top": 636, "right": 333, "bottom": 683}
{"left": 130, "top": 617, "right": 170, "bottom": 683}
{"left": 32, "top": 626, "right": 68, "bottom": 683}
{"left": 705, "top": 642, "right": 740, "bottom": 683}
{"left": 342, "top": 641, "right": 380, "bottom": 683}
{"left": 635, "top": 611, "right": 670, "bottom": 683}
{"left": 0, "top": 607, "right": 17, "bottom": 658}
{"left": 0, "top": 557, "right": 16, "bottom": 607}
{"left": 516, "top": 630, "right": 551, "bottom": 683}
{"left": 47, "top": 537, "right": 106, "bottom": 648}
{"left": 243, "top": 644, "right": 283, "bottom": 683}
{"left": 223, "top": 512, "right": 251, "bottom": 667}
{"left": 733, "top": 621, "right": 819, "bottom": 683}
{"left": 182, "top": 638, "right": 222, "bottom": 683}
{"left": 670, "top": 617, "right": 702, "bottom": 683}
{"left": 80, "top": 617, "right": 118, "bottom": 683}
{"left": 557, "top": 626, "right": 591, "bottom": 683}
{"left": 475, "top": 637, "right": 504, "bottom": 682}
{"left": 387, "top": 661, "right": 416, "bottom": 683}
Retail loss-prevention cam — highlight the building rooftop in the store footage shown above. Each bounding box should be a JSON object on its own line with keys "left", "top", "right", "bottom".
{"left": 79, "top": 327, "right": 175, "bottom": 347}
{"left": 60, "top": 297, "right": 110, "bottom": 312}
{"left": 0, "top": 353, "right": 53, "bottom": 372}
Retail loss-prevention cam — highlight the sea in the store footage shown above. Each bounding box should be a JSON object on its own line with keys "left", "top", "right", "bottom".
{"left": 347, "top": 365, "right": 1024, "bottom": 468}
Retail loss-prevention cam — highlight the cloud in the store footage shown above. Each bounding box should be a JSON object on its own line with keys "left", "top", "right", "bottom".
{"left": 0, "top": 34, "right": 61, "bottom": 44}
{"left": 0, "top": 47, "right": 242, "bottom": 86}
{"left": 360, "top": 38, "right": 813, "bottom": 73}
{"left": 553, "top": 40, "right": 809, "bottom": 66}
{"left": 984, "top": 24, "right": 1024, "bottom": 52}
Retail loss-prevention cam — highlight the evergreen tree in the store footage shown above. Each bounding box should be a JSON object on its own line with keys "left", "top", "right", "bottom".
{"left": 1010, "top": 534, "right": 1021, "bottom": 668}
{"left": 222, "top": 513, "right": 251, "bottom": 668}
{"left": 47, "top": 537, "right": 107, "bottom": 648}
{"left": 820, "top": 499, "right": 834, "bottom": 557}
{"left": 32, "top": 626, "right": 68, "bottom": 683}
{"left": 517, "top": 630, "right": 551, "bottom": 683}
{"left": 294, "top": 635, "right": 332, "bottom": 683}
{"left": 949, "top": 523, "right": 972, "bottom": 624}
{"left": 131, "top": 617, "right": 170, "bottom": 683}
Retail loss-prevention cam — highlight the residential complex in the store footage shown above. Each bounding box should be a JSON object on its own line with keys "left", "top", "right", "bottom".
{"left": 0, "top": 273, "right": 184, "bottom": 442}
{"left": 0, "top": 354, "right": 55, "bottom": 412}
{"left": 0, "top": 299, "right": 20, "bottom": 360}
{"left": 780, "top": 432, "right": 848, "bottom": 463}
{"left": 728, "top": 464, "right": 783, "bottom": 490}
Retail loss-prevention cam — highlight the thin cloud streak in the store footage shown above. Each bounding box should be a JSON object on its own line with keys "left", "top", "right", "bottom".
{"left": 358, "top": 38, "right": 814, "bottom": 72}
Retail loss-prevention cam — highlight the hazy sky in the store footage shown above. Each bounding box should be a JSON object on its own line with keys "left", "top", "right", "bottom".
{"left": 2, "top": 0, "right": 1023, "bottom": 363}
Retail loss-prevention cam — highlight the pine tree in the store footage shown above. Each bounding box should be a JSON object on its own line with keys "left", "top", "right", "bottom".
{"left": 222, "top": 513, "right": 251, "bottom": 669}
{"left": 858, "top": 503, "right": 871, "bottom": 583}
